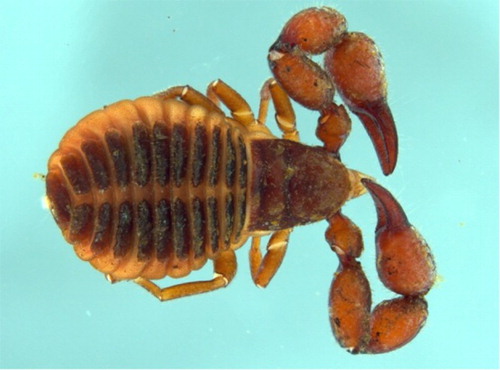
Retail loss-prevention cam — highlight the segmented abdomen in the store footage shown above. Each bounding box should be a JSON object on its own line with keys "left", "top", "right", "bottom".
{"left": 46, "top": 97, "right": 249, "bottom": 280}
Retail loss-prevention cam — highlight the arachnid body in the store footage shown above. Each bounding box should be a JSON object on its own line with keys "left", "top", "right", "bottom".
{"left": 45, "top": 7, "right": 436, "bottom": 354}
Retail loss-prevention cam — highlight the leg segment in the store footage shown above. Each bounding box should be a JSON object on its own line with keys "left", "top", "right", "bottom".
{"left": 206, "top": 79, "right": 255, "bottom": 126}
{"left": 134, "top": 249, "right": 237, "bottom": 301}
{"left": 249, "top": 229, "right": 291, "bottom": 288}
{"left": 259, "top": 79, "right": 299, "bottom": 142}
{"left": 154, "top": 85, "right": 223, "bottom": 115}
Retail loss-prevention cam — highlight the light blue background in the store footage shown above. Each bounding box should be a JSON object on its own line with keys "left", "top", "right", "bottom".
{"left": 1, "top": 0, "right": 498, "bottom": 368}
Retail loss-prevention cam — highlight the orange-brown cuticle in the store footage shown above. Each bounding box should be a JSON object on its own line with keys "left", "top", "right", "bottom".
{"left": 326, "top": 211, "right": 363, "bottom": 260}
{"left": 325, "top": 32, "right": 387, "bottom": 107}
{"left": 377, "top": 227, "right": 436, "bottom": 296}
{"left": 46, "top": 98, "right": 249, "bottom": 281}
{"left": 363, "top": 179, "right": 436, "bottom": 296}
{"left": 329, "top": 261, "right": 371, "bottom": 353}
{"left": 277, "top": 7, "right": 347, "bottom": 54}
{"left": 366, "top": 296, "right": 428, "bottom": 354}
{"left": 316, "top": 103, "right": 352, "bottom": 154}
{"left": 268, "top": 47, "right": 334, "bottom": 111}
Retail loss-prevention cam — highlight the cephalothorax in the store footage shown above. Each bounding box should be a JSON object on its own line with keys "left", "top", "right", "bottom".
{"left": 45, "top": 7, "right": 436, "bottom": 354}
